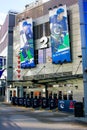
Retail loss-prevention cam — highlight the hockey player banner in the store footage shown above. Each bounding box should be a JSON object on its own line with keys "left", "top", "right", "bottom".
{"left": 19, "top": 18, "right": 35, "bottom": 68}
{"left": 79, "top": 0, "right": 87, "bottom": 53}
{"left": 49, "top": 5, "right": 71, "bottom": 64}
{"left": 0, "top": 56, "right": 6, "bottom": 78}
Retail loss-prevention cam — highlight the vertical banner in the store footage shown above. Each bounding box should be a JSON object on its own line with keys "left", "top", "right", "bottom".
{"left": 19, "top": 18, "right": 35, "bottom": 68}
{"left": 82, "top": 0, "right": 87, "bottom": 52}
{"left": 0, "top": 56, "right": 6, "bottom": 78}
{"left": 79, "top": 0, "right": 87, "bottom": 116}
{"left": 49, "top": 5, "right": 71, "bottom": 64}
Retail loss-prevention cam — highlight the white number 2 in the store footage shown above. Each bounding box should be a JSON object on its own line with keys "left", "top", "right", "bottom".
{"left": 40, "top": 36, "right": 49, "bottom": 49}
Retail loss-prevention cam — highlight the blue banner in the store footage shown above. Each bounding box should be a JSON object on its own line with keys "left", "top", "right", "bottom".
{"left": 0, "top": 69, "right": 5, "bottom": 78}
{"left": 49, "top": 5, "right": 71, "bottom": 64}
{"left": 0, "top": 57, "right": 6, "bottom": 78}
{"left": 83, "top": 1, "right": 87, "bottom": 51}
{"left": 19, "top": 18, "right": 35, "bottom": 68}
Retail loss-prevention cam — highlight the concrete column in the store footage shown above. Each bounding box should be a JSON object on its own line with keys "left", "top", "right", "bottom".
{"left": 19, "top": 86, "right": 23, "bottom": 97}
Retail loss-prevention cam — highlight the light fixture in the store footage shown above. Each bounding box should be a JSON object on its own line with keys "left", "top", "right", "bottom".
{"left": 9, "top": 84, "right": 12, "bottom": 88}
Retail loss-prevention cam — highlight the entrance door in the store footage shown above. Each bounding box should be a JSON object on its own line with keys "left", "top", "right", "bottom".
{"left": 13, "top": 90, "right": 16, "bottom": 97}
{"left": 7, "top": 88, "right": 17, "bottom": 103}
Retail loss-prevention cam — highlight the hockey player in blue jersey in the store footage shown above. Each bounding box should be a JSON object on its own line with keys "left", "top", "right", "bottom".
{"left": 20, "top": 21, "right": 34, "bottom": 68}
{"left": 51, "top": 8, "right": 68, "bottom": 53}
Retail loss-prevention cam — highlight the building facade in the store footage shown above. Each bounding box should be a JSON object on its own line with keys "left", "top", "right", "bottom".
{"left": 7, "top": 0, "right": 84, "bottom": 102}
{"left": 0, "top": 11, "right": 17, "bottom": 102}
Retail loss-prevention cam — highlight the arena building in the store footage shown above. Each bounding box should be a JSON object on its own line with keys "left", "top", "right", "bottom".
{"left": 7, "top": 0, "right": 84, "bottom": 103}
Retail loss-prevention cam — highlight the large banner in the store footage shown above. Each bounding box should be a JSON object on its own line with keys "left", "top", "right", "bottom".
{"left": 49, "top": 5, "right": 71, "bottom": 64}
{"left": 80, "top": 0, "right": 87, "bottom": 53}
{"left": 0, "top": 56, "right": 6, "bottom": 78}
{"left": 19, "top": 18, "right": 35, "bottom": 68}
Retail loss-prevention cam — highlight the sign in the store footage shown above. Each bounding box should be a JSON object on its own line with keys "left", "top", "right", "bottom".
{"left": 58, "top": 100, "right": 76, "bottom": 112}
{"left": 49, "top": 5, "right": 71, "bottom": 64}
{"left": 19, "top": 18, "right": 35, "bottom": 68}
{"left": 58, "top": 100, "right": 66, "bottom": 111}
{"left": 0, "top": 56, "right": 6, "bottom": 78}
{"left": 40, "top": 36, "right": 49, "bottom": 49}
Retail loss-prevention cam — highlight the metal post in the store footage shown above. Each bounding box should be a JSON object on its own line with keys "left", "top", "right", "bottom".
{"left": 79, "top": 0, "right": 87, "bottom": 116}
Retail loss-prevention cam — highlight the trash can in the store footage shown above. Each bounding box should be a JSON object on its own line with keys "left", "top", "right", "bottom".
{"left": 74, "top": 102, "right": 84, "bottom": 117}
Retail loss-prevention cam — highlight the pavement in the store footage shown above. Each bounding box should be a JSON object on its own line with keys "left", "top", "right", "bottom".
{"left": 1, "top": 102, "right": 87, "bottom": 124}
{"left": 73, "top": 116, "right": 87, "bottom": 123}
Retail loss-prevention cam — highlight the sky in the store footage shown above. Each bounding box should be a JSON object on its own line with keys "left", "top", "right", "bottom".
{"left": 0, "top": 0, "right": 50, "bottom": 25}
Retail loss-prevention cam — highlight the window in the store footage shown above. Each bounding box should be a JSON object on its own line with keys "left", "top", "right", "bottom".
{"left": 45, "top": 22, "right": 50, "bottom": 36}
{"left": 38, "top": 49, "right": 43, "bottom": 64}
{"left": 34, "top": 50, "right": 38, "bottom": 64}
{"left": 33, "top": 24, "right": 43, "bottom": 40}
{"left": 37, "top": 24, "right": 43, "bottom": 39}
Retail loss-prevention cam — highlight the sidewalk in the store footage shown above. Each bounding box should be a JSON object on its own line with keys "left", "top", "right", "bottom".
{"left": 74, "top": 116, "right": 87, "bottom": 123}
{"left": 1, "top": 102, "right": 87, "bottom": 123}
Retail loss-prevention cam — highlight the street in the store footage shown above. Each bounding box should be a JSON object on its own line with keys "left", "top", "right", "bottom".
{"left": 0, "top": 103, "right": 87, "bottom": 130}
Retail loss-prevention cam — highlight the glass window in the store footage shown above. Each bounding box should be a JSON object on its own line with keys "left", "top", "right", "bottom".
{"left": 33, "top": 24, "right": 43, "bottom": 40}
{"left": 45, "top": 22, "right": 50, "bottom": 36}
{"left": 34, "top": 50, "right": 38, "bottom": 64}
{"left": 38, "top": 49, "right": 43, "bottom": 64}
{"left": 33, "top": 26, "right": 38, "bottom": 40}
